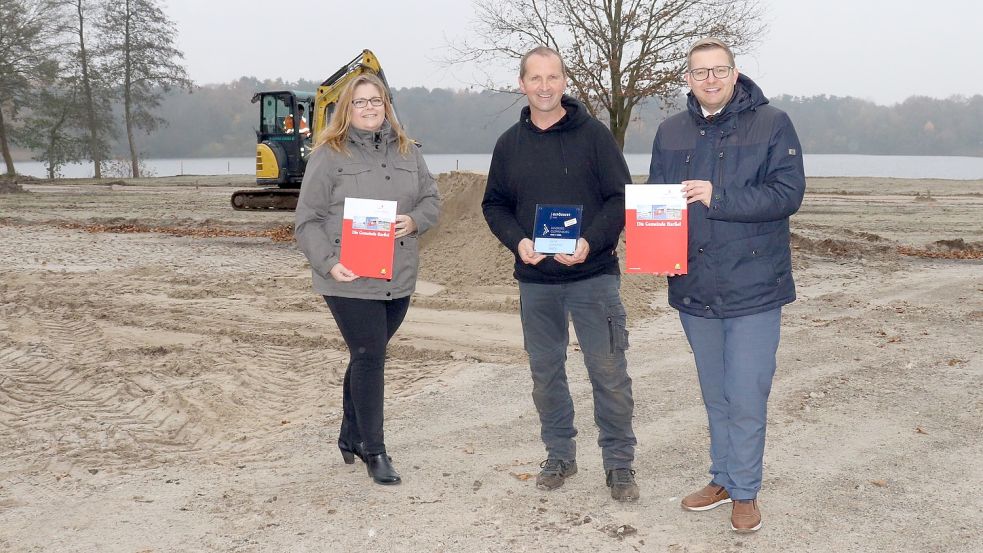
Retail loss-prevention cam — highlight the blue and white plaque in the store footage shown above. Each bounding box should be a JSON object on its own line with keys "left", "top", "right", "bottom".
{"left": 533, "top": 204, "right": 583, "bottom": 255}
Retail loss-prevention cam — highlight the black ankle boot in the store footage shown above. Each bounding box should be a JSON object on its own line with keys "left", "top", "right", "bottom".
{"left": 339, "top": 441, "right": 366, "bottom": 465}
{"left": 365, "top": 452, "right": 401, "bottom": 485}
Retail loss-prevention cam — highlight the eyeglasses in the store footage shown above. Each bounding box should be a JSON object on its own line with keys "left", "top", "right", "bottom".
{"left": 352, "top": 97, "right": 384, "bottom": 108}
{"left": 688, "top": 66, "right": 733, "bottom": 81}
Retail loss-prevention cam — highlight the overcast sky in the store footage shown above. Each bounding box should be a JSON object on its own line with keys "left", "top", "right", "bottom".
{"left": 163, "top": 0, "right": 981, "bottom": 105}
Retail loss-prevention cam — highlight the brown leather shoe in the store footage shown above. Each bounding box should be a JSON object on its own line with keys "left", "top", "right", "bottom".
{"left": 731, "top": 499, "right": 762, "bottom": 533}
{"left": 681, "top": 483, "right": 731, "bottom": 511}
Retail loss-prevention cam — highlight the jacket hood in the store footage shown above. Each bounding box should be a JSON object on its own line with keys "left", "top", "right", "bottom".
{"left": 686, "top": 73, "right": 768, "bottom": 122}
{"left": 347, "top": 119, "right": 396, "bottom": 146}
{"left": 520, "top": 95, "right": 591, "bottom": 133}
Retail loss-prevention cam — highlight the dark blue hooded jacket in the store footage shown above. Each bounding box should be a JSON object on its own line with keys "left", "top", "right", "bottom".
{"left": 647, "top": 74, "right": 806, "bottom": 318}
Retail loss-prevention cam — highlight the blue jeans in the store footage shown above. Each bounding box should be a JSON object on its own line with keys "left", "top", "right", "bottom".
{"left": 518, "top": 274, "right": 636, "bottom": 470}
{"left": 679, "top": 307, "right": 782, "bottom": 500}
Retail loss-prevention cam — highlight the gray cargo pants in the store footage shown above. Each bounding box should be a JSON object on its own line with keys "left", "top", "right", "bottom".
{"left": 518, "top": 273, "right": 636, "bottom": 470}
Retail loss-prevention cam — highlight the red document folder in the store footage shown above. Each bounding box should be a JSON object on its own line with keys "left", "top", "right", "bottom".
{"left": 625, "top": 184, "right": 688, "bottom": 274}
{"left": 340, "top": 198, "right": 397, "bottom": 280}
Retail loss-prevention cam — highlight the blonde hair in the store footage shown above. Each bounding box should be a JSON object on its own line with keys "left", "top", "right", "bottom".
{"left": 315, "top": 73, "right": 412, "bottom": 156}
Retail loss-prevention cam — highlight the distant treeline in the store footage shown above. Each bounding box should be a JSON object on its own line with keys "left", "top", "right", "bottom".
{"left": 135, "top": 78, "right": 983, "bottom": 158}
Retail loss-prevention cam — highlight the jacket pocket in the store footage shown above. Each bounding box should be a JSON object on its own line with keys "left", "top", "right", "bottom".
{"left": 392, "top": 160, "right": 419, "bottom": 198}
{"left": 336, "top": 162, "right": 372, "bottom": 188}
{"left": 392, "top": 160, "right": 418, "bottom": 174}
{"left": 392, "top": 234, "right": 419, "bottom": 288}
{"left": 718, "top": 231, "right": 784, "bottom": 306}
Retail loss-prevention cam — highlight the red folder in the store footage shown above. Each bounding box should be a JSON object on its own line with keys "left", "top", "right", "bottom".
{"left": 340, "top": 198, "right": 397, "bottom": 280}
{"left": 625, "top": 184, "right": 688, "bottom": 274}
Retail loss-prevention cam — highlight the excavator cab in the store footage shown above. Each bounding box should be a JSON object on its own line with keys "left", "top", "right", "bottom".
{"left": 252, "top": 91, "right": 315, "bottom": 187}
{"left": 232, "top": 49, "right": 391, "bottom": 211}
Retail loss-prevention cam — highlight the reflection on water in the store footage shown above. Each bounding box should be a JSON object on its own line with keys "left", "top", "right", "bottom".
{"left": 12, "top": 153, "right": 983, "bottom": 180}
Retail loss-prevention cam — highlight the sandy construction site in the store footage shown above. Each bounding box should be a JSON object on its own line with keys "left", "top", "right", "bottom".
{"left": 1, "top": 172, "right": 981, "bottom": 552}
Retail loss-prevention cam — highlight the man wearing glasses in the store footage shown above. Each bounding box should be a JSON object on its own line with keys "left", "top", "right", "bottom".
{"left": 647, "top": 37, "right": 806, "bottom": 532}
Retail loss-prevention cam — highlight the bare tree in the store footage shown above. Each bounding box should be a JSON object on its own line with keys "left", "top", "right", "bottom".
{"left": 97, "top": 0, "right": 193, "bottom": 178}
{"left": 0, "top": 0, "right": 58, "bottom": 176}
{"left": 452, "top": 0, "right": 764, "bottom": 149}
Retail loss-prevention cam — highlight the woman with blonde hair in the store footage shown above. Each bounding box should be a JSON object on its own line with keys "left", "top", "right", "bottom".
{"left": 295, "top": 73, "right": 439, "bottom": 485}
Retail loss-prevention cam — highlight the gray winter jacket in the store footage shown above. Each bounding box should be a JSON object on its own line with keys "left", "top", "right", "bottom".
{"left": 294, "top": 121, "right": 440, "bottom": 300}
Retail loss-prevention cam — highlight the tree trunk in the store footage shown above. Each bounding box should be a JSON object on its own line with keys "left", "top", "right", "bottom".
{"left": 0, "top": 108, "right": 17, "bottom": 177}
{"left": 609, "top": 104, "right": 630, "bottom": 151}
{"left": 0, "top": 107, "right": 16, "bottom": 176}
{"left": 124, "top": 88, "right": 138, "bottom": 177}
{"left": 125, "top": 119, "right": 138, "bottom": 177}
{"left": 76, "top": 1, "right": 102, "bottom": 179}
{"left": 46, "top": 106, "right": 71, "bottom": 180}
{"left": 123, "top": 3, "right": 139, "bottom": 178}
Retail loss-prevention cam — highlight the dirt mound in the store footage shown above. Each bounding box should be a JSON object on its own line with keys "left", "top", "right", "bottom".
{"left": 899, "top": 238, "right": 983, "bottom": 260}
{"left": 58, "top": 221, "right": 295, "bottom": 242}
{"left": 617, "top": 244, "right": 668, "bottom": 318}
{"left": 420, "top": 172, "right": 664, "bottom": 318}
{"left": 0, "top": 173, "right": 32, "bottom": 193}
{"left": 931, "top": 238, "right": 983, "bottom": 252}
{"left": 419, "top": 172, "right": 515, "bottom": 287}
{"left": 790, "top": 231, "right": 895, "bottom": 259}
{"left": 791, "top": 230, "right": 983, "bottom": 262}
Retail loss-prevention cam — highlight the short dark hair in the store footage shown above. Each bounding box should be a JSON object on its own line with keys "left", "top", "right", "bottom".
{"left": 687, "top": 37, "right": 736, "bottom": 68}
{"left": 519, "top": 46, "right": 567, "bottom": 79}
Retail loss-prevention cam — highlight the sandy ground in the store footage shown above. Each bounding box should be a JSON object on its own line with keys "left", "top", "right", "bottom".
{"left": 0, "top": 173, "right": 981, "bottom": 552}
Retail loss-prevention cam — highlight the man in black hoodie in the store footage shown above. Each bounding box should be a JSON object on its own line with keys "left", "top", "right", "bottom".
{"left": 482, "top": 46, "right": 638, "bottom": 502}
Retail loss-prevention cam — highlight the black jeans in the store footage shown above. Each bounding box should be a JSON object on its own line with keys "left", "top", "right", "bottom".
{"left": 324, "top": 295, "right": 410, "bottom": 456}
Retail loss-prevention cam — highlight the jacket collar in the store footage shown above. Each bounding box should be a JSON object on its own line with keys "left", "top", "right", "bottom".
{"left": 520, "top": 94, "right": 590, "bottom": 133}
{"left": 686, "top": 74, "right": 769, "bottom": 125}
{"left": 347, "top": 120, "right": 396, "bottom": 146}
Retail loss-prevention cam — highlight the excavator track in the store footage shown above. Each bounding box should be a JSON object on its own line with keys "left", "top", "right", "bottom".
{"left": 230, "top": 188, "right": 300, "bottom": 211}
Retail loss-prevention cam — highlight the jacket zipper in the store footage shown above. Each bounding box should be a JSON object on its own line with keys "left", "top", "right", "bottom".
{"left": 716, "top": 132, "right": 725, "bottom": 192}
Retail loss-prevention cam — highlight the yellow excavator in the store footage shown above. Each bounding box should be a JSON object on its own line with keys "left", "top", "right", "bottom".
{"left": 231, "top": 50, "right": 392, "bottom": 210}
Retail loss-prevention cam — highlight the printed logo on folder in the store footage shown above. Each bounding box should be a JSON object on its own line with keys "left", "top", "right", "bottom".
{"left": 625, "top": 184, "right": 688, "bottom": 274}
{"left": 341, "top": 197, "right": 397, "bottom": 280}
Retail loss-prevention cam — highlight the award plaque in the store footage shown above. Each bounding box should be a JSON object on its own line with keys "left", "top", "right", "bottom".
{"left": 533, "top": 204, "right": 583, "bottom": 255}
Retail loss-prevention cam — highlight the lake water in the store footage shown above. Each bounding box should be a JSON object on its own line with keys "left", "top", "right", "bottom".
{"left": 13, "top": 154, "right": 983, "bottom": 180}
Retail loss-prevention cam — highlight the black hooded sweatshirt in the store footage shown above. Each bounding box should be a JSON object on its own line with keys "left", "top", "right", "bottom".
{"left": 482, "top": 95, "right": 630, "bottom": 284}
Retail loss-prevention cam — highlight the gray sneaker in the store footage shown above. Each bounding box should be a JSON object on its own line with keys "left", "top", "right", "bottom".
{"left": 536, "top": 458, "right": 577, "bottom": 490}
{"left": 606, "top": 468, "right": 640, "bottom": 501}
